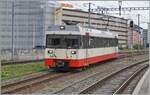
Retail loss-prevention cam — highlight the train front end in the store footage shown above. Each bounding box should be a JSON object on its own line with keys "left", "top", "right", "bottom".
{"left": 45, "top": 26, "right": 82, "bottom": 70}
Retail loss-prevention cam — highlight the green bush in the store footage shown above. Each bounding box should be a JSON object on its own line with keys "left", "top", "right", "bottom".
{"left": 133, "top": 44, "right": 144, "bottom": 50}
{"left": 118, "top": 46, "right": 129, "bottom": 50}
{"left": 1, "top": 61, "right": 46, "bottom": 80}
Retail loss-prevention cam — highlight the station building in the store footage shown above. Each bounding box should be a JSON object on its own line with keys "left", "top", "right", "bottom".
{"left": 55, "top": 7, "right": 129, "bottom": 48}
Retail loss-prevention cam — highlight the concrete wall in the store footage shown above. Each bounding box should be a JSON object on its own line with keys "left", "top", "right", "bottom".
{"left": 1, "top": 49, "right": 44, "bottom": 61}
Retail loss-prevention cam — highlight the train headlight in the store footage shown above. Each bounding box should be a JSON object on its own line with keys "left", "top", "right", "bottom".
{"left": 48, "top": 50, "right": 53, "bottom": 54}
{"left": 60, "top": 26, "right": 65, "bottom": 30}
{"left": 71, "top": 51, "right": 76, "bottom": 54}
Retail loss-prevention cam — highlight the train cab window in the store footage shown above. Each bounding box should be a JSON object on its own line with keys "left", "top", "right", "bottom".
{"left": 99, "top": 38, "right": 104, "bottom": 47}
{"left": 65, "top": 39, "right": 79, "bottom": 49}
{"left": 46, "top": 35, "right": 61, "bottom": 48}
{"left": 51, "top": 38, "right": 60, "bottom": 45}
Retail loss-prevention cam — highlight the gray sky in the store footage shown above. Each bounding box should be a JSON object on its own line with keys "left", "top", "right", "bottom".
{"left": 59, "top": 1, "right": 149, "bottom": 29}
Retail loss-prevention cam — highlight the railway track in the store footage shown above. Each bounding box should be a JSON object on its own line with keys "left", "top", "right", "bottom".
{"left": 113, "top": 65, "right": 148, "bottom": 94}
{"left": 1, "top": 72, "right": 71, "bottom": 94}
{"left": 79, "top": 60, "right": 149, "bottom": 94}
{"left": 55, "top": 59, "right": 148, "bottom": 94}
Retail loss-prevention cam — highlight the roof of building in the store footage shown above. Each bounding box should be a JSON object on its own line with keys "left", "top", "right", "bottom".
{"left": 62, "top": 8, "right": 128, "bottom": 21}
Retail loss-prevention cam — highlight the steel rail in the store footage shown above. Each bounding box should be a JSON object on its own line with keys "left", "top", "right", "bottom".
{"left": 2, "top": 71, "right": 50, "bottom": 88}
{"left": 78, "top": 59, "right": 148, "bottom": 94}
{"left": 113, "top": 64, "right": 148, "bottom": 95}
{"left": 2, "top": 72, "right": 71, "bottom": 94}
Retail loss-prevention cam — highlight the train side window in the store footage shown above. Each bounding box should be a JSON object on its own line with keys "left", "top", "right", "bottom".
{"left": 108, "top": 38, "right": 110, "bottom": 47}
{"left": 103, "top": 38, "right": 107, "bottom": 47}
{"left": 112, "top": 38, "right": 115, "bottom": 47}
{"left": 111, "top": 38, "right": 115, "bottom": 47}
{"left": 114, "top": 38, "right": 116, "bottom": 46}
{"left": 95, "top": 37, "right": 99, "bottom": 48}
{"left": 109, "top": 38, "right": 113, "bottom": 47}
{"left": 94, "top": 37, "right": 97, "bottom": 48}
{"left": 115, "top": 38, "right": 118, "bottom": 46}
{"left": 82, "top": 36, "right": 87, "bottom": 48}
{"left": 98, "top": 37, "right": 101, "bottom": 48}
{"left": 79, "top": 36, "right": 83, "bottom": 49}
{"left": 107, "top": 38, "right": 109, "bottom": 47}
{"left": 96, "top": 37, "right": 99, "bottom": 47}
{"left": 101, "top": 38, "right": 104, "bottom": 47}
{"left": 89, "top": 38, "right": 94, "bottom": 48}
{"left": 112, "top": 38, "right": 114, "bottom": 47}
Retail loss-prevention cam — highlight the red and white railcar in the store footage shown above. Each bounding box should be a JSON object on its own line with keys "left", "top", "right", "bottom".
{"left": 45, "top": 25, "right": 119, "bottom": 70}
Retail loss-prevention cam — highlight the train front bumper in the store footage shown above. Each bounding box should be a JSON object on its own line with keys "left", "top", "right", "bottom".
{"left": 44, "top": 59, "right": 83, "bottom": 68}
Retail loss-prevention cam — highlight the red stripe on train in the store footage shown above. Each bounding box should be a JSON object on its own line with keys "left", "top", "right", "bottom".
{"left": 45, "top": 52, "right": 119, "bottom": 68}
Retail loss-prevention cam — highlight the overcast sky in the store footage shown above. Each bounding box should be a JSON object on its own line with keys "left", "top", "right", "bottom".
{"left": 58, "top": 1, "right": 149, "bottom": 29}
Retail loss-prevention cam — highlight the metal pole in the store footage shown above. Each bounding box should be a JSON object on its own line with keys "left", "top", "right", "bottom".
{"left": 11, "top": 1, "right": 14, "bottom": 60}
{"left": 44, "top": 2, "right": 46, "bottom": 48}
{"left": 131, "top": 26, "right": 134, "bottom": 62}
{"left": 148, "top": 1, "right": 150, "bottom": 61}
{"left": 132, "top": 27, "right": 133, "bottom": 49}
{"left": 33, "top": 24, "right": 35, "bottom": 48}
{"left": 118, "top": 1, "right": 122, "bottom": 16}
{"left": 138, "top": 14, "right": 140, "bottom": 27}
{"left": 88, "top": 3, "right": 91, "bottom": 28}
{"left": 137, "top": 14, "right": 140, "bottom": 50}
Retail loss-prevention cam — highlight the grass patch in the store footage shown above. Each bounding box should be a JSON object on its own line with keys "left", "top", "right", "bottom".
{"left": 1, "top": 61, "right": 46, "bottom": 80}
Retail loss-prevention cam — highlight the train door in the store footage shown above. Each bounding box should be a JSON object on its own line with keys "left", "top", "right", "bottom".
{"left": 85, "top": 33, "right": 90, "bottom": 66}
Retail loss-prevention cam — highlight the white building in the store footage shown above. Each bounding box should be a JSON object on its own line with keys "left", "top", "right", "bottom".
{"left": 55, "top": 6, "right": 128, "bottom": 48}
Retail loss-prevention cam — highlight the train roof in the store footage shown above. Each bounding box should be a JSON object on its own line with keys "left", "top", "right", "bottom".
{"left": 46, "top": 25, "right": 118, "bottom": 38}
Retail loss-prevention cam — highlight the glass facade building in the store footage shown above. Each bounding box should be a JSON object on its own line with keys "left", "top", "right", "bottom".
{"left": 143, "top": 29, "right": 148, "bottom": 47}
{"left": 0, "top": 0, "right": 56, "bottom": 51}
